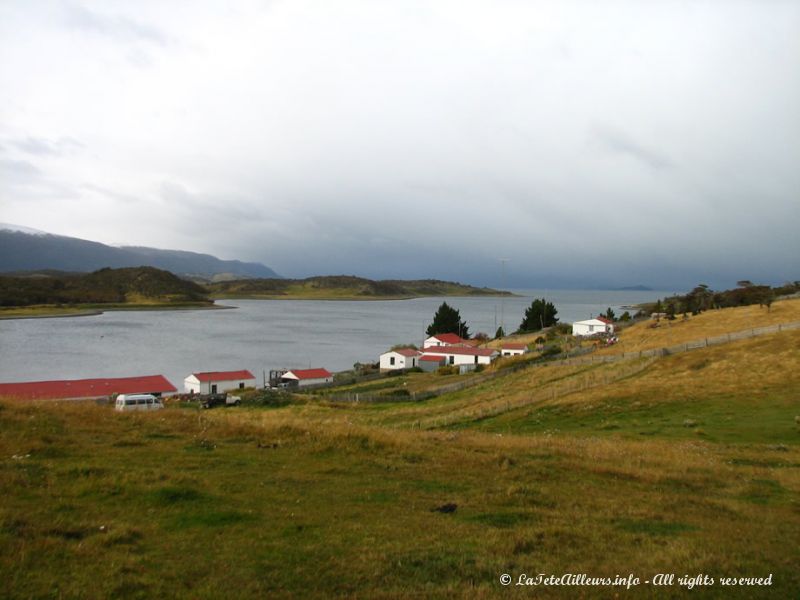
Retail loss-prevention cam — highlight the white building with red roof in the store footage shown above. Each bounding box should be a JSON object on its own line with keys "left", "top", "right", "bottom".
{"left": 281, "top": 368, "right": 333, "bottom": 388}
{"left": 572, "top": 317, "right": 615, "bottom": 337}
{"left": 184, "top": 370, "right": 256, "bottom": 394}
{"left": 421, "top": 345, "right": 498, "bottom": 366}
{"left": 379, "top": 348, "right": 421, "bottom": 372}
{"left": 423, "top": 333, "right": 469, "bottom": 348}
{"left": 501, "top": 342, "right": 529, "bottom": 357}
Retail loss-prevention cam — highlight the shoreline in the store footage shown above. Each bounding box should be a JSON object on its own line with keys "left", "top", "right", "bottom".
{"left": 0, "top": 303, "right": 236, "bottom": 321}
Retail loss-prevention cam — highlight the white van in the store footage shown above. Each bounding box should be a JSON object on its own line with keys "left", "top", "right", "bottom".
{"left": 115, "top": 393, "right": 164, "bottom": 412}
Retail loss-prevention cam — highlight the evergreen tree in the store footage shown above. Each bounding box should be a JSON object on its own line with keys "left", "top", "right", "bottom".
{"left": 495, "top": 326, "right": 505, "bottom": 339}
{"left": 518, "top": 298, "right": 558, "bottom": 333}
{"left": 602, "top": 307, "right": 616, "bottom": 321}
{"left": 426, "top": 302, "right": 469, "bottom": 338}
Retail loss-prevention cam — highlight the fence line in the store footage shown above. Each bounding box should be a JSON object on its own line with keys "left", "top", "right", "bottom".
{"left": 323, "top": 320, "right": 800, "bottom": 405}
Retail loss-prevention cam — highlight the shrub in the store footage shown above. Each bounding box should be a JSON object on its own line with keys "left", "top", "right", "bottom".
{"left": 436, "top": 365, "right": 458, "bottom": 376}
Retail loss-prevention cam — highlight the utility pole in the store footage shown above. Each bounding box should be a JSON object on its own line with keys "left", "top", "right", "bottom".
{"left": 499, "top": 258, "right": 509, "bottom": 334}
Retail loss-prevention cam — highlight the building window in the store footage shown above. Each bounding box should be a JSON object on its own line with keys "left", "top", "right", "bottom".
{"left": 390, "top": 357, "right": 395, "bottom": 365}
{"left": 449, "top": 356, "right": 454, "bottom": 365}
{"left": 211, "top": 384, "right": 218, "bottom": 394}
{"left": 239, "top": 382, "right": 245, "bottom": 389}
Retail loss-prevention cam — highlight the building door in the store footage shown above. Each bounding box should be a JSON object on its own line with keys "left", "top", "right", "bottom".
{"left": 211, "top": 384, "right": 218, "bottom": 394}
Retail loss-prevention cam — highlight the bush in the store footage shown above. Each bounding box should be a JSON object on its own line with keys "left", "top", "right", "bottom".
{"left": 436, "top": 365, "right": 458, "bottom": 376}
{"left": 407, "top": 367, "right": 423, "bottom": 373}
{"left": 541, "top": 345, "right": 562, "bottom": 358}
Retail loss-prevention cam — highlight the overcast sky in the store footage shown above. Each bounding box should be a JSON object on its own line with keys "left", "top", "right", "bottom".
{"left": 1, "top": 1, "right": 798, "bottom": 290}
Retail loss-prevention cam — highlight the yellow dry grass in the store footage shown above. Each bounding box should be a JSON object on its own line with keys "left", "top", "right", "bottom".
{"left": 597, "top": 297, "right": 800, "bottom": 355}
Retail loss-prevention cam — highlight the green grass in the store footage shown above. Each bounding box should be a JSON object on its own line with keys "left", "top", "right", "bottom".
{"left": 2, "top": 323, "right": 800, "bottom": 598}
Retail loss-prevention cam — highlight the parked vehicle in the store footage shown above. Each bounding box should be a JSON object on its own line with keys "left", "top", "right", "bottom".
{"left": 200, "top": 393, "right": 241, "bottom": 409}
{"left": 115, "top": 394, "right": 163, "bottom": 412}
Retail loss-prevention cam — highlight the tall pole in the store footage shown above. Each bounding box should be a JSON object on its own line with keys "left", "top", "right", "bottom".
{"left": 499, "top": 258, "right": 509, "bottom": 335}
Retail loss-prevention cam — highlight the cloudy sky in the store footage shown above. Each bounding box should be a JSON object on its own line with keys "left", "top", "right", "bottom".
{"left": 1, "top": 1, "right": 798, "bottom": 289}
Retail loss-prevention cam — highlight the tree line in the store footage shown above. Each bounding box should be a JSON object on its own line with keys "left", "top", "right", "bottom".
{"left": 426, "top": 298, "right": 559, "bottom": 339}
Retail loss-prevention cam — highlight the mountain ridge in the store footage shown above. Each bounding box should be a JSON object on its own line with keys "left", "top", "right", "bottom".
{"left": 0, "top": 226, "right": 280, "bottom": 280}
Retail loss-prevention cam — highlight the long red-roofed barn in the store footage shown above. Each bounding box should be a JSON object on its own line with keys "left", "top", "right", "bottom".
{"left": 281, "top": 368, "right": 333, "bottom": 388}
{"left": 0, "top": 375, "right": 177, "bottom": 401}
{"left": 184, "top": 370, "right": 256, "bottom": 394}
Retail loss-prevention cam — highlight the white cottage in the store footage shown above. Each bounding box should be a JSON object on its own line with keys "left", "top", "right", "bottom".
{"left": 281, "top": 368, "right": 333, "bottom": 388}
{"left": 572, "top": 317, "right": 615, "bottom": 337}
{"left": 379, "top": 348, "right": 421, "bottom": 372}
{"left": 184, "top": 370, "right": 256, "bottom": 394}
{"left": 501, "top": 343, "right": 529, "bottom": 357}
{"left": 421, "top": 346, "right": 498, "bottom": 366}
{"left": 423, "top": 333, "right": 469, "bottom": 348}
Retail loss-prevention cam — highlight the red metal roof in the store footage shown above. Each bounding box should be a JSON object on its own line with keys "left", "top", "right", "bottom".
{"left": 596, "top": 317, "right": 613, "bottom": 324}
{"left": 0, "top": 375, "right": 177, "bottom": 401}
{"left": 283, "top": 368, "right": 333, "bottom": 380}
{"left": 422, "top": 347, "right": 497, "bottom": 357}
{"left": 427, "top": 333, "right": 467, "bottom": 345}
{"left": 419, "top": 355, "right": 446, "bottom": 362}
{"left": 191, "top": 370, "right": 255, "bottom": 382}
{"left": 502, "top": 343, "right": 527, "bottom": 350}
{"left": 388, "top": 348, "right": 421, "bottom": 357}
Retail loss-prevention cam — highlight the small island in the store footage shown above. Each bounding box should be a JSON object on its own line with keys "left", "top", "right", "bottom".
{"left": 207, "top": 275, "right": 513, "bottom": 300}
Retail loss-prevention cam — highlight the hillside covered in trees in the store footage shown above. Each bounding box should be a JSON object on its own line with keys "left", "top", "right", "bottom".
{"left": 0, "top": 267, "right": 211, "bottom": 307}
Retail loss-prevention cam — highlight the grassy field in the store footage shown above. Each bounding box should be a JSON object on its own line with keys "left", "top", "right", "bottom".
{"left": 2, "top": 301, "right": 799, "bottom": 598}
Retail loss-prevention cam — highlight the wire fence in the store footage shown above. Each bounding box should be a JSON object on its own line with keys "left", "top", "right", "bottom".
{"left": 322, "top": 320, "right": 800, "bottom": 405}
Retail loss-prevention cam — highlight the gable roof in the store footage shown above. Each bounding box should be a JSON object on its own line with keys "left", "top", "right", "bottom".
{"left": 0, "top": 375, "right": 177, "bottom": 401}
{"left": 385, "top": 348, "right": 421, "bottom": 357}
{"left": 283, "top": 368, "right": 333, "bottom": 380}
{"left": 502, "top": 343, "right": 528, "bottom": 350}
{"left": 596, "top": 316, "right": 613, "bottom": 324}
{"left": 191, "top": 370, "right": 255, "bottom": 382}
{"left": 573, "top": 319, "right": 612, "bottom": 327}
{"left": 426, "top": 333, "right": 467, "bottom": 345}
{"left": 422, "top": 346, "right": 497, "bottom": 357}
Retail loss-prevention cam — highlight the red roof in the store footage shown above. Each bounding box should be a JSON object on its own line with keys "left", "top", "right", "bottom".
{"left": 427, "top": 333, "right": 467, "bottom": 345}
{"left": 284, "top": 368, "right": 332, "bottom": 380}
{"left": 191, "top": 370, "right": 255, "bottom": 382}
{"left": 596, "top": 316, "right": 613, "bottom": 324}
{"left": 422, "top": 347, "right": 497, "bottom": 357}
{"left": 502, "top": 343, "right": 527, "bottom": 350}
{"left": 419, "top": 355, "right": 446, "bottom": 362}
{"left": 0, "top": 375, "right": 177, "bottom": 401}
{"left": 390, "top": 348, "right": 420, "bottom": 357}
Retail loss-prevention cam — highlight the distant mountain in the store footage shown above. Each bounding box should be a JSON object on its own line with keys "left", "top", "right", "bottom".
{"left": 612, "top": 285, "right": 654, "bottom": 291}
{"left": 0, "top": 225, "right": 280, "bottom": 279}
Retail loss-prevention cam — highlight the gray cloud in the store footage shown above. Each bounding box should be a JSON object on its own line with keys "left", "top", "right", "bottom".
{"left": 62, "top": 3, "right": 170, "bottom": 46}
{"left": 0, "top": 1, "right": 797, "bottom": 290}
{"left": 592, "top": 127, "right": 674, "bottom": 170}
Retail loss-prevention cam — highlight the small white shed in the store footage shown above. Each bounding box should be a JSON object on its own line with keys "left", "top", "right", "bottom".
{"left": 281, "top": 368, "right": 333, "bottom": 388}
{"left": 423, "top": 333, "right": 468, "bottom": 348}
{"left": 501, "top": 343, "right": 529, "bottom": 357}
{"left": 379, "top": 348, "right": 421, "bottom": 372}
{"left": 572, "top": 317, "right": 615, "bottom": 337}
{"left": 421, "top": 346, "right": 498, "bottom": 366}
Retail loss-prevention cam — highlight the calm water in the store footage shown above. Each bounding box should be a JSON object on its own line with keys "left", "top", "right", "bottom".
{"left": 0, "top": 289, "right": 670, "bottom": 388}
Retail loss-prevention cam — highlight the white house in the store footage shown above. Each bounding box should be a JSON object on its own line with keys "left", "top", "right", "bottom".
{"left": 423, "top": 333, "right": 469, "bottom": 348}
{"left": 184, "top": 370, "right": 256, "bottom": 394}
{"left": 572, "top": 317, "right": 615, "bottom": 337}
{"left": 501, "top": 342, "right": 529, "bottom": 357}
{"left": 281, "top": 368, "right": 333, "bottom": 388}
{"left": 421, "top": 346, "right": 498, "bottom": 366}
{"left": 379, "top": 348, "right": 421, "bottom": 372}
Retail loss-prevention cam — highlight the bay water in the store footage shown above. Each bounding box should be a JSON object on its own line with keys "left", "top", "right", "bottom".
{"left": 0, "top": 289, "right": 670, "bottom": 389}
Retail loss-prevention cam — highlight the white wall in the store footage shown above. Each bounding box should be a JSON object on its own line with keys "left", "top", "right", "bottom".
{"left": 379, "top": 352, "right": 417, "bottom": 371}
{"left": 183, "top": 376, "right": 256, "bottom": 394}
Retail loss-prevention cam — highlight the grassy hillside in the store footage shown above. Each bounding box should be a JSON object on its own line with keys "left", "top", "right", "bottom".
{"left": 0, "top": 267, "right": 212, "bottom": 311}
{"left": 1, "top": 300, "right": 798, "bottom": 598}
{"left": 207, "top": 275, "right": 511, "bottom": 300}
